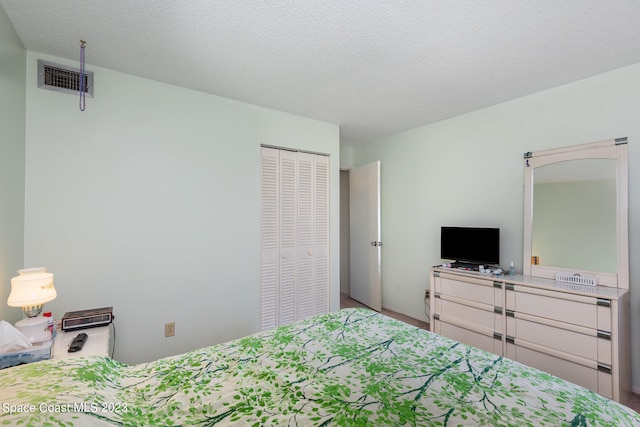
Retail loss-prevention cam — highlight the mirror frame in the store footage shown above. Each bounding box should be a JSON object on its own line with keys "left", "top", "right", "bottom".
{"left": 523, "top": 138, "right": 629, "bottom": 289}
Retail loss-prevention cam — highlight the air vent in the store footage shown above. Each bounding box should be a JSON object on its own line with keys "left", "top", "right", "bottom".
{"left": 37, "top": 59, "right": 93, "bottom": 97}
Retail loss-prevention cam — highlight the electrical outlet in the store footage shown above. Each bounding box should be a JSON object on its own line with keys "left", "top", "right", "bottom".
{"left": 424, "top": 289, "right": 430, "bottom": 299}
{"left": 165, "top": 322, "right": 175, "bottom": 337}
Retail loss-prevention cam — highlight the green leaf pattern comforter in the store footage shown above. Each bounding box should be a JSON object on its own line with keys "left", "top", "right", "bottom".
{"left": 1, "top": 308, "right": 638, "bottom": 426}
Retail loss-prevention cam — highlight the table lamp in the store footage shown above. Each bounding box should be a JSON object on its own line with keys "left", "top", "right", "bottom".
{"left": 7, "top": 267, "right": 57, "bottom": 343}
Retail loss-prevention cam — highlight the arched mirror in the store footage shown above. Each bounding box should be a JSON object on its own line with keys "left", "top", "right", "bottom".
{"left": 523, "top": 138, "right": 629, "bottom": 289}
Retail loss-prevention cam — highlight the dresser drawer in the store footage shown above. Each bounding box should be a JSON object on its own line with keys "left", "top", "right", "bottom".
{"left": 505, "top": 285, "right": 600, "bottom": 329}
{"left": 434, "top": 320, "right": 502, "bottom": 355}
{"left": 506, "top": 342, "right": 612, "bottom": 399}
{"left": 435, "top": 298, "right": 502, "bottom": 333}
{"left": 436, "top": 273, "right": 501, "bottom": 306}
{"left": 506, "top": 316, "right": 602, "bottom": 361}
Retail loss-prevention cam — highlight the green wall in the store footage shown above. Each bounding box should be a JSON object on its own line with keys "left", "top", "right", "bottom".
{"left": 0, "top": 4, "right": 26, "bottom": 323}
{"left": 23, "top": 52, "right": 340, "bottom": 364}
{"left": 354, "top": 62, "right": 640, "bottom": 392}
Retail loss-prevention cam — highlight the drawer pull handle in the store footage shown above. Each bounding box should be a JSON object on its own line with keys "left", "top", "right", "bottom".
{"left": 434, "top": 293, "right": 441, "bottom": 299}
{"left": 505, "top": 283, "right": 515, "bottom": 291}
{"left": 506, "top": 336, "right": 515, "bottom": 345}
{"left": 597, "top": 298, "right": 611, "bottom": 307}
{"left": 434, "top": 271, "right": 440, "bottom": 278}
{"left": 493, "top": 332, "right": 502, "bottom": 340}
{"left": 597, "top": 330, "right": 611, "bottom": 340}
{"left": 493, "top": 282, "right": 502, "bottom": 288}
{"left": 494, "top": 307, "right": 503, "bottom": 315}
{"left": 434, "top": 314, "right": 440, "bottom": 321}
{"left": 598, "top": 363, "right": 612, "bottom": 374}
{"left": 506, "top": 310, "right": 515, "bottom": 317}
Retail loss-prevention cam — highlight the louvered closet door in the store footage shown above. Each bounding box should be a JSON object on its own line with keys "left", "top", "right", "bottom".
{"left": 278, "top": 150, "right": 298, "bottom": 325}
{"left": 260, "top": 147, "right": 329, "bottom": 330}
{"left": 297, "top": 153, "right": 314, "bottom": 319}
{"left": 260, "top": 147, "right": 280, "bottom": 330}
{"left": 312, "top": 154, "right": 329, "bottom": 315}
{"left": 297, "top": 153, "right": 330, "bottom": 319}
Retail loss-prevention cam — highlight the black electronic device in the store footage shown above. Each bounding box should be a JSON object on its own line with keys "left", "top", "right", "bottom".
{"left": 440, "top": 226, "right": 500, "bottom": 268}
{"left": 62, "top": 307, "right": 113, "bottom": 331}
{"left": 68, "top": 332, "right": 88, "bottom": 353}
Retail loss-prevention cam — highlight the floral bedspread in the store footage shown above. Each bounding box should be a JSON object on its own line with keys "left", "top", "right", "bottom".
{"left": 1, "top": 308, "right": 639, "bottom": 426}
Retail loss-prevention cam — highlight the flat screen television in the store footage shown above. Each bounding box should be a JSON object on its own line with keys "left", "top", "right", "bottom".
{"left": 440, "top": 226, "right": 500, "bottom": 267}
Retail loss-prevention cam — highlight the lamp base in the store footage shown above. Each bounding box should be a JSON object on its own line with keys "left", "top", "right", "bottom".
{"left": 15, "top": 316, "right": 51, "bottom": 344}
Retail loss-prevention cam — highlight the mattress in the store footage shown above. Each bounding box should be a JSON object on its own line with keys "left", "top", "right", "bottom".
{"left": 1, "top": 308, "right": 638, "bottom": 426}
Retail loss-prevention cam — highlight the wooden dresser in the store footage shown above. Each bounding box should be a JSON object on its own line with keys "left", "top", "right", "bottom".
{"left": 429, "top": 267, "right": 631, "bottom": 404}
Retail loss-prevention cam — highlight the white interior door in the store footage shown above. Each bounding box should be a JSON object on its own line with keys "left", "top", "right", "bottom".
{"left": 349, "top": 161, "right": 381, "bottom": 311}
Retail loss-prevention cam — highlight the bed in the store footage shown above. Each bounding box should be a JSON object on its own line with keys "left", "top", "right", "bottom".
{"left": 1, "top": 308, "right": 638, "bottom": 426}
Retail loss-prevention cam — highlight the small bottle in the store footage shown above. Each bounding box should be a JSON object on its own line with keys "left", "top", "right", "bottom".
{"left": 43, "top": 312, "right": 55, "bottom": 339}
{"left": 509, "top": 261, "right": 515, "bottom": 276}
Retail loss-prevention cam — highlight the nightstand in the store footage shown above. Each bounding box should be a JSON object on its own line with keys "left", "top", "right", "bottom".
{"left": 52, "top": 324, "right": 114, "bottom": 359}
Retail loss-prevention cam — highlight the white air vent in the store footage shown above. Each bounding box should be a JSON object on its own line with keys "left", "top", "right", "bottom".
{"left": 555, "top": 272, "right": 598, "bottom": 286}
{"left": 37, "top": 59, "right": 93, "bottom": 97}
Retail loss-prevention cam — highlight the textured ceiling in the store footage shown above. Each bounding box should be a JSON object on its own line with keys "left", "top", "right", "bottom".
{"left": 4, "top": 1, "right": 640, "bottom": 146}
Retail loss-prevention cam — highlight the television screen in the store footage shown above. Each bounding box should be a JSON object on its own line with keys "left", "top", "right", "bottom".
{"left": 440, "top": 226, "right": 500, "bottom": 266}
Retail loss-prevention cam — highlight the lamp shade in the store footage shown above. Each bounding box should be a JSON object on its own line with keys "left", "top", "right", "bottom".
{"left": 7, "top": 267, "right": 56, "bottom": 308}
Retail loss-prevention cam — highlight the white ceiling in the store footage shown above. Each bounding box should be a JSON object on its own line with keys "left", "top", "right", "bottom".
{"left": 4, "top": 1, "right": 640, "bottom": 146}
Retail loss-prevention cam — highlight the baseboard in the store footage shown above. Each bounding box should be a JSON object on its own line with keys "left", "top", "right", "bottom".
{"left": 381, "top": 303, "right": 429, "bottom": 324}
